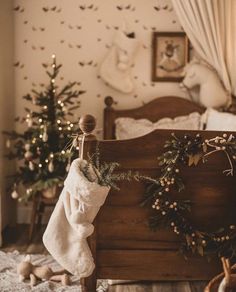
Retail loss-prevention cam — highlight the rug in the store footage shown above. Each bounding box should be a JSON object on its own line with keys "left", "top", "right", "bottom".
{"left": 0, "top": 250, "right": 108, "bottom": 292}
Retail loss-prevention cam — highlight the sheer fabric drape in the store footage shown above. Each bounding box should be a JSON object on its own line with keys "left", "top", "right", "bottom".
{"left": 172, "top": 0, "right": 236, "bottom": 97}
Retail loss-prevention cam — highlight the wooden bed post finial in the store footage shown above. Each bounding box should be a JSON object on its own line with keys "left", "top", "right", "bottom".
{"left": 104, "top": 96, "right": 114, "bottom": 108}
{"left": 79, "top": 114, "right": 96, "bottom": 135}
{"left": 78, "top": 114, "right": 96, "bottom": 160}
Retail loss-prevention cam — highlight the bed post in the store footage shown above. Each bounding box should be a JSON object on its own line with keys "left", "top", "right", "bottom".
{"left": 78, "top": 115, "right": 98, "bottom": 292}
{"left": 104, "top": 96, "right": 115, "bottom": 139}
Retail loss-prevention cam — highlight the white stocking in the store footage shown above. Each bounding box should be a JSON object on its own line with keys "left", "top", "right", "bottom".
{"left": 99, "top": 30, "right": 140, "bottom": 93}
{"left": 43, "top": 158, "right": 110, "bottom": 278}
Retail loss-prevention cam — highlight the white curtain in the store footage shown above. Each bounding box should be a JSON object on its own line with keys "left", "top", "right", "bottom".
{"left": 172, "top": 0, "right": 236, "bottom": 97}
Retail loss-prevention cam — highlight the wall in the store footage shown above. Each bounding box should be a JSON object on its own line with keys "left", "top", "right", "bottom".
{"left": 0, "top": 0, "right": 15, "bottom": 242}
{"left": 14, "top": 0, "right": 187, "bottom": 131}
{"left": 14, "top": 0, "right": 187, "bottom": 223}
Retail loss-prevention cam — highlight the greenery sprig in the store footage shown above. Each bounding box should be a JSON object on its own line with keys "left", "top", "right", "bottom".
{"left": 80, "top": 144, "right": 141, "bottom": 190}
{"left": 143, "top": 133, "right": 236, "bottom": 259}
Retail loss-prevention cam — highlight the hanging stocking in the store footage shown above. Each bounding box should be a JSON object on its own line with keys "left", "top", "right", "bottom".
{"left": 99, "top": 30, "right": 140, "bottom": 93}
{"left": 43, "top": 158, "right": 110, "bottom": 278}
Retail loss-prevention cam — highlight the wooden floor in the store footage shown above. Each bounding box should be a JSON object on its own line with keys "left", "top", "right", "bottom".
{"left": 1, "top": 224, "right": 207, "bottom": 291}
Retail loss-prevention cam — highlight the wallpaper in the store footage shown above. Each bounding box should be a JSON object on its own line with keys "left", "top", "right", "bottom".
{"left": 13, "top": 0, "right": 185, "bottom": 131}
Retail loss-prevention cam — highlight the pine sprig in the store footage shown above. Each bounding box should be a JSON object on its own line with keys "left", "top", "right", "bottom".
{"left": 81, "top": 144, "right": 142, "bottom": 190}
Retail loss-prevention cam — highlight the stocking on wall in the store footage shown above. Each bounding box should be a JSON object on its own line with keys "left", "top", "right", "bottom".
{"left": 43, "top": 158, "right": 110, "bottom": 278}
{"left": 99, "top": 30, "right": 140, "bottom": 93}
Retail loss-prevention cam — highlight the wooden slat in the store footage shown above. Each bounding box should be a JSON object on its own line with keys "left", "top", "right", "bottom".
{"left": 98, "top": 239, "right": 179, "bottom": 250}
{"left": 97, "top": 250, "right": 221, "bottom": 281}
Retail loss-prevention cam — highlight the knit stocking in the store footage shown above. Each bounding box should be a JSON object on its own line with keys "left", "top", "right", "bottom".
{"left": 99, "top": 30, "right": 140, "bottom": 93}
{"left": 43, "top": 158, "right": 110, "bottom": 278}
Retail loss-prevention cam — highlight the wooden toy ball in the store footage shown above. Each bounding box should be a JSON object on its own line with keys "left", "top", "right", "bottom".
{"left": 79, "top": 114, "right": 96, "bottom": 135}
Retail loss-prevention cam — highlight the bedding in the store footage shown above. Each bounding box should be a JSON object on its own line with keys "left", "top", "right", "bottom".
{"left": 115, "top": 112, "right": 202, "bottom": 140}
{"left": 203, "top": 108, "right": 236, "bottom": 131}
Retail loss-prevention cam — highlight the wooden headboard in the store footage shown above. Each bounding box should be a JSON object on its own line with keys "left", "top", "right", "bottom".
{"left": 103, "top": 96, "right": 205, "bottom": 139}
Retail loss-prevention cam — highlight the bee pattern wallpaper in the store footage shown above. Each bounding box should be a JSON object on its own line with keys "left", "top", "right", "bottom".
{"left": 14, "top": 0, "right": 185, "bottom": 131}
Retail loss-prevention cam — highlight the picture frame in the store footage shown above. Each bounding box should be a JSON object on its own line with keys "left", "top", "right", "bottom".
{"left": 151, "top": 32, "right": 190, "bottom": 82}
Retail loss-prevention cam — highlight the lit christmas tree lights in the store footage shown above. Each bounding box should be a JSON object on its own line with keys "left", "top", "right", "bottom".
{"left": 4, "top": 55, "right": 85, "bottom": 201}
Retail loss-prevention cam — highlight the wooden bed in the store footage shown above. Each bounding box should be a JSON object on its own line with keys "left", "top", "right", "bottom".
{"left": 103, "top": 95, "right": 205, "bottom": 139}
{"left": 82, "top": 96, "right": 236, "bottom": 291}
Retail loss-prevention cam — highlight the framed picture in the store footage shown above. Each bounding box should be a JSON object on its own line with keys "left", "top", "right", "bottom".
{"left": 152, "top": 32, "right": 190, "bottom": 82}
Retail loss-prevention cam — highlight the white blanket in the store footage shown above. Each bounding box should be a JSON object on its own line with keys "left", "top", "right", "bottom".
{"left": 43, "top": 158, "right": 110, "bottom": 278}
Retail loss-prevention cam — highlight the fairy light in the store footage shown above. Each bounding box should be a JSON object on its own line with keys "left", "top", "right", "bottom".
{"left": 39, "top": 118, "right": 43, "bottom": 123}
{"left": 59, "top": 127, "right": 62, "bottom": 131}
{"left": 50, "top": 153, "right": 54, "bottom": 158}
{"left": 70, "top": 123, "right": 74, "bottom": 127}
{"left": 61, "top": 150, "right": 65, "bottom": 154}
{"left": 39, "top": 163, "right": 42, "bottom": 168}
{"left": 39, "top": 134, "right": 43, "bottom": 138}
{"left": 51, "top": 79, "right": 55, "bottom": 83}
{"left": 57, "top": 120, "right": 61, "bottom": 124}
{"left": 67, "top": 127, "right": 71, "bottom": 130}
{"left": 58, "top": 100, "right": 61, "bottom": 104}
{"left": 52, "top": 54, "right": 56, "bottom": 59}
{"left": 45, "top": 159, "right": 49, "bottom": 163}
{"left": 43, "top": 105, "right": 48, "bottom": 110}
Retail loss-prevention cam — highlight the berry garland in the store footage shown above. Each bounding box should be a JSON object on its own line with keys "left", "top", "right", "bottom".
{"left": 143, "top": 133, "right": 236, "bottom": 259}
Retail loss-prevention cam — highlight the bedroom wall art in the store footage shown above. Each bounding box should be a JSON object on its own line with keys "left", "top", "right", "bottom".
{"left": 152, "top": 31, "right": 190, "bottom": 82}
{"left": 14, "top": 0, "right": 186, "bottom": 136}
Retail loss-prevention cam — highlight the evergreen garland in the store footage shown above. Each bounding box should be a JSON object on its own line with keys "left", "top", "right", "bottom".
{"left": 143, "top": 132, "right": 236, "bottom": 259}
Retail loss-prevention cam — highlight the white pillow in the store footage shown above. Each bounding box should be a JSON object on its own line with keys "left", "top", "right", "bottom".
{"left": 115, "top": 117, "right": 154, "bottom": 140}
{"left": 154, "top": 112, "right": 201, "bottom": 130}
{"left": 115, "top": 112, "right": 202, "bottom": 140}
{"left": 203, "top": 108, "right": 236, "bottom": 131}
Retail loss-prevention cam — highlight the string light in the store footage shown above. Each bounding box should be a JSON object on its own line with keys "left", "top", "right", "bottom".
{"left": 43, "top": 105, "right": 48, "bottom": 110}
{"left": 51, "top": 79, "right": 55, "bottom": 83}
{"left": 52, "top": 54, "right": 56, "bottom": 59}
{"left": 57, "top": 120, "right": 61, "bottom": 124}
{"left": 39, "top": 118, "right": 43, "bottom": 123}
{"left": 59, "top": 127, "right": 62, "bottom": 131}
{"left": 61, "top": 150, "right": 65, "bottom": 154}
{"left": 39, "top": 163, "right": 42, "bottom": 168}
{"left": 39, "top": 134, "right": 43, "bottom": 138}
{"left": 50, "top": 153, "right": 54, "bottom": 158}
{"left": 45, "top": 159, "right": 49, "bottom": 163}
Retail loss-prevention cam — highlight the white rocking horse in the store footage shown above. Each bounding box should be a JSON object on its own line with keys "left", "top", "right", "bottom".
{"left": 180, "top": 60, "right": 231, "bottom": 109}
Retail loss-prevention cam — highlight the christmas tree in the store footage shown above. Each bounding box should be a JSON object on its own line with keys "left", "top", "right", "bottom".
{"left": 4, "top": 54, "right": 85, "bottom": 201}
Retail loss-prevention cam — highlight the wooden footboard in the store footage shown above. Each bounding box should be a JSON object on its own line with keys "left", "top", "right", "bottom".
{"left": 82, "top": 129, "right": 236, "bottom": 291}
